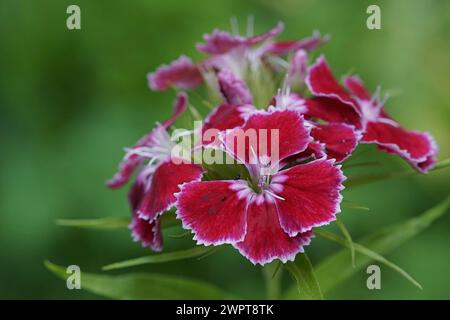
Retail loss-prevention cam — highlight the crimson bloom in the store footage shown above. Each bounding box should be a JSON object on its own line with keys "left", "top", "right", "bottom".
{"left": 176, "top": 109, "right": 345, "bottom": 265}
{"left": 107, "top": 93, "right": 203, "bottom": 250}
{"left": 306, "top": 56, "right": 438, "bottom": 172}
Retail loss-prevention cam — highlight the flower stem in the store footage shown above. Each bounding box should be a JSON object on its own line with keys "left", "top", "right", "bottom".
{"left": 262, "top": 261, "right": 282, "bottom": 299}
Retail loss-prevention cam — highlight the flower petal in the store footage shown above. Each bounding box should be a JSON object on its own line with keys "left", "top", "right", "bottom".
{"left": 130, "top": 214, "right": 163, "bottom": 251}
{"left": 217, "top": 69, "right": 253, "bottom": 105}
{"left": 362, "top": 121, "right": 438, "bottom": 173}
{"left": 128, "top": 177, "right": 163, "bottom": 251}
{"left": 138, "top": 159, "right": 203, "bottom": 221}
{"left": 311, "top": 123, "right": 361, "bottom": 162}
{"left": 147, "top": 55, "right": 203, "bottom": 91}
{"left": 234, "top": 199, "right": 313, "bottom": 265}
{"left": 202, "top": 103, "right": 255, "bottom": 146}
{"left": 306, "top": 56, "right": 358, "bottom": 110}
{"left": 176, "top": 180, "right": 249, "bottom": 245}
{"left": 223, "top": 108, "right": 311, "bottom": 166}
{"left": 264, "top": 31, "right": 328, "bottom": 55}
{"left": 343, "top": 75, "right": 371, "bottom": 101}
{"left": 106, "top": 94, "right": 188, "bottom": 189}
{"left": 287, "top": 49, "right": 308, "bottom": 88}
{"left": 162, "top": 92, "right": 188, "bottom": 128}
{"left": 275, "top": 158, "right": 345, "bottom": 236}
{"left": 305, "top": 97, "right": 363, "bottom": 129}
{"left": 247, "top": 21, "right": 284, "bottom": 45}
{"left": 196, "top": 22, "right": 284, "bottom": 55}
{"left": 196, "top": 30, "right": 246, "bottom": 55}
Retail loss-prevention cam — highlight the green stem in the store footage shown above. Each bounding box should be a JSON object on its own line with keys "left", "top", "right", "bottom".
{"left": 262, "top": 262, "right": 282, "bottom": 300}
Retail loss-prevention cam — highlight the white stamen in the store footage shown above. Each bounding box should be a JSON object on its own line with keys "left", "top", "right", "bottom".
{"left": 265, "top": 190, "right": 285, "bottom": 201}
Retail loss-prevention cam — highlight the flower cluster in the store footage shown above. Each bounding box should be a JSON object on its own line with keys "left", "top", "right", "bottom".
{"left": 107, "top": 22, "right": 438, "bottom": 265}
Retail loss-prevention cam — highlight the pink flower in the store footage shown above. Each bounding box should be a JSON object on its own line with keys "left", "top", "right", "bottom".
{"left": 306, "top": 56, "right": 438, "bottom": 172}
{"left": 176, "top": 109, "right": 345, "bottom": 265}
{"left": 147, "top": 56, "right": 203, "bottom": 91}
{"left": 107, "top": 93, "right": 203, "bottom": 249}
{"left": 196, "top": 22, "right": 285, "bottom": 55}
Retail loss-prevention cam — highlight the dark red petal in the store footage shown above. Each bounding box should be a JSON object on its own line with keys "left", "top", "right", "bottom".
{"left": 106, "top": 154, "right": 143, "bottom": 189}
{"left": 306, "top": 56, "right": 358, "bottom": 109}
{"left": 276, "top": 158, "right": 345, "bottom": 236}
{"left": 138, "top": 159, "right": 203, "bottom": 221}
{"left": 305, "top": 97, "right": 363, "bottom": 130}
{"left": 224, "top": 108, "right": 311, "bottom": 165}
{"left": 176, "top": 180, "right": 249, "bottom": 245}
{"left": 218, "top": 69, "right": 253, "bottom": 105}
{"left": 162, "top": 92, "right": 188, "bottom": 128}
{"left": 234, "top": 199, "right": 313, "bottom": 265}
{"left": 130, "top": 214, "right": 163, "bottom": 251}
{"left": 311, "top": 123, "right": 361, "bottom": 162}
{"left": 202, "top": 104, "right": 255, "bottom": 146}
{"left": 362, "top": 121, "right": 438, "bottom": 173}
{"left": 127, "top": 172, "right": 147, "bottom": 212}
{"left": 344, "top": 75, "right": 371, "bottom": 101}
{"left": 285, "top": 141, "right": 326, "bottom": 164}
{"left": 147, "top": 55, "right": 203, "bottom": 91}
{"left": 264, "top": 31, "right": 328, "bottom": 55}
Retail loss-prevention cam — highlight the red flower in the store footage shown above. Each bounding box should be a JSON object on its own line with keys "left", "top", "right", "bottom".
{"left": 306, "top": 56, "right": 438, "bottom": 172}
{"left": 107, "top": 93, "right": 203, "bottom": 249}
{"left": 176, "top": 109, "right": 345, "bottom": 265}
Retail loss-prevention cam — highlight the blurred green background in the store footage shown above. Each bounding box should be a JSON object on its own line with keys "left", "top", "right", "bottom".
{"left": 1, "top": 0, "right": 449, "bottom": 299}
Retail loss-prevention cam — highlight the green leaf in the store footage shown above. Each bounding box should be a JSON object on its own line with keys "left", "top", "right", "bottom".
{"left": 55, "top": 217, "right": 129, "bottom": 230}
{"left": 342, "top": 200, "right": 370, "bottom": 211}
{"left": 45, "top": 261, "right": 236, "bottom": 299}
{"left": 343, "top": 161, "right": 381, "bottom": 169}
{"left": 345, "top": 158, "right": 450, "bottom": 188}
{"left": 102, "top": 246, "right": 215, "bottom": 271}
{"left": 55, "top": 211, "right": 181, "bottom": 231}
{"left": 335, "top": 219, "right": 355, "bottom": 267}
{"left": 284, "top": 253, "right": 324, "bottom": 300}
{"left": 284, "top": 196, "right": 449, "bottom": 298}
{"left": 315, "top": 229, "right": 422, "bottom": 289}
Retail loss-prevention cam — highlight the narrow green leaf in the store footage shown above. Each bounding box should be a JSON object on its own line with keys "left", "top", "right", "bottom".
{"left": 315, "top": 229, "right": 422, "bottom": 289}
{"left": 343, "top": 161, "right": 381, "bottom": 169}
{"left": 285, "top": 196, "right": 449, "bottom": 298}
{"left": 335, "top": 219, "right": 355, "bottom": 267}
{"left": 55, "top": 211, "right": 181, "bottom": 231}
{"left": 45, "top": 261, "right": 235, "bottom": 299}
{"left": 55, "top": 217, "right": 129, "bottom": 230}
{"left": 284, "top": 253, "right": 324, "bottom": 300}
{"left": 342, "top": 200, "right": 370, "bottom": 211}
{"left": 102, "top": 246, "right": 214, "bottom": 271}
{"left": 345, "top": 159, "right": 450, "bottom": 188}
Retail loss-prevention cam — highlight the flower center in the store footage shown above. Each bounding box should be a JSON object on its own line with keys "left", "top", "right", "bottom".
{"left": 126, "top": 126, "right": 174, "bottom": 171}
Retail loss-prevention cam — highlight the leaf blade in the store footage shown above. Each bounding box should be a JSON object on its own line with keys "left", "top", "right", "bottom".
{"left": 315, "top": 229, "right": 422, "bottom": 289}
{"left": 102, "top": 246, "right": 214, "bottom": 271}
{"left": 284, "top": 196, "right": 449, "bottom": 298}
{"left": 345, "top": 159, "right": 450, "bottom": 188}
{"left": 45, "top": 261, "right": 236, "bottom": 299}
{"left": 284, "top": 253, "right": 324, "bottom": 300}
{"left": 335, "top": 219, "right": 356, "bottom": 267}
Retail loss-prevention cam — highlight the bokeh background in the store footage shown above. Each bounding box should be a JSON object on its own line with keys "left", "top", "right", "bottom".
{"left": 1, "top": 0, "right": 449, "bottom": 299}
